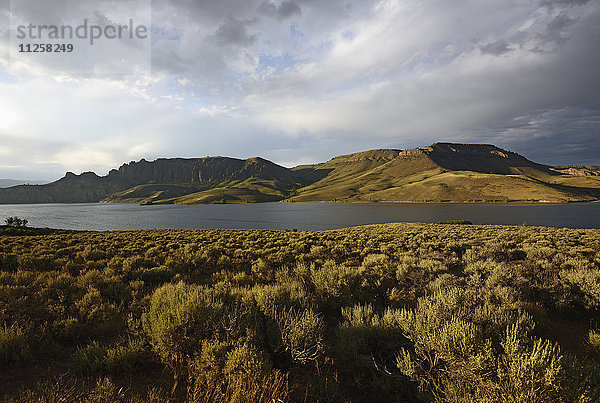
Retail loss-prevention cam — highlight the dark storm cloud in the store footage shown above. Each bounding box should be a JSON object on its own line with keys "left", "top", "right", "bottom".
{"left": 486, "top": 11, "right": 579, "bottom": 56}
{"left": 151, "top": 39, "right": 227, "bottom": 79}
{"left": 277, "top": 1, "right": 302, "bottom": 18}
{"left": 257, "top": 0, "right": 302, "bottom": 19}
{"left": 256, "top": 1, "right": 278, "bottom": 18}
{"left": 499, "top": 8, "right": 600, "bottom": 164}
{"left": 480, "top": 39, "right": 512, "bottom": 56}
{"left": 466, "top": 107, "right": 600, "bottom": 165}
{"left": 538, "top": 13, "right": 578, "bottom": 45}
{"left": 211, "top": 16, "right": 257, "bottom": 47}
{"left": 164, "top": 0, "right": 257, "bottom": 21}
{"left": 541, "top": 0, "right": 592, "bottom": 7}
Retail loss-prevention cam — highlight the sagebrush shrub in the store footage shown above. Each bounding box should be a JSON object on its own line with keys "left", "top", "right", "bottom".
{"left": 142, "top": 282, "right": 225, "bottom": 368}
{"left": 278, "top": 307, "right": 325, "bottom": 365}
{"left": 0, "top": 324, "right": 30, "bottom": 367}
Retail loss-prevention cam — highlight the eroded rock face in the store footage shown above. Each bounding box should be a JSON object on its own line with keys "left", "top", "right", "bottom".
{"left": 112, "top": 158, "right": 246, "bottom": 183}
{"left": 329, "top": 149, "right": 402, "bottom": 163}
{"left": 397, "top": 148, "right": 428, "bottom": 157}
{"left": 109, "top": 157, "right": 296, "bottom": 184}
{"left": 551, "top": 166, "right": 600, "bottom": 177}
{"left": 0, "top": 157, "right": 299, "bottom": 203}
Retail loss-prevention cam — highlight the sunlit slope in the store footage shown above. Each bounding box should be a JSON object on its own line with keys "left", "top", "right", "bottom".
{"left": 158, "top": 178, "right": 294, "bottom": 204}
{"left": 102, "top": 157, "right": 301, "bottom": 204}
{"left": 290, "top": 149, "right": 444, "bottom": 201}
{"left": 102, "top": 184, "right": 207, "bottom": 204}
{"left": 288, "top": 143, "right": 600, "bottom": 202}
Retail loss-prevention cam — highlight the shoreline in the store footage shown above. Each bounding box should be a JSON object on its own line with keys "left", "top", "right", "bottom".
{"left": 3, "top": 220, "right": 600, "bottom": 234}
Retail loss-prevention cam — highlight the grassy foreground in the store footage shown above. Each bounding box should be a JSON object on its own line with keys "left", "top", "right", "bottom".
{"left": 1, "top": 223, "right": 600, "bottom": 401}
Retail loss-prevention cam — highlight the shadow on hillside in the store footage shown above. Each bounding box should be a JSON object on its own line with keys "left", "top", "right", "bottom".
{"left": 291, "top": 168, "right": 334, "bottom": 186}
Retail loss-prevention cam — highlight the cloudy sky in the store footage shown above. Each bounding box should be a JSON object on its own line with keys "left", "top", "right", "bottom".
{"left": 0, "top": 0, "right": 599, "bottom": 181}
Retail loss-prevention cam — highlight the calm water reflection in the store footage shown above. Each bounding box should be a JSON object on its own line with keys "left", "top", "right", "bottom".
{"left": 0, "top": 202, "right": 598, "bottom": 231}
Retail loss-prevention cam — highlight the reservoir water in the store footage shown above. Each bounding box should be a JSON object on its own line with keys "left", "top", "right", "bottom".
{"left": 0, "top": 202, "right": 598, "bottom": 231}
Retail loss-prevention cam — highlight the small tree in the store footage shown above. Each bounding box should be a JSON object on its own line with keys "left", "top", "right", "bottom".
{"left": 4, "top": 217, "right": 28, "bottom": 227}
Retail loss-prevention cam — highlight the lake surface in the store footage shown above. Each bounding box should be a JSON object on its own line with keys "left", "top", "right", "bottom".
{"left": 0, "top": 202, "right": 598, "bottom": 231}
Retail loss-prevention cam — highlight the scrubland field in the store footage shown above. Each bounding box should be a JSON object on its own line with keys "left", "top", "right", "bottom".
{"left": 1, "top": 222, "right": 600, "bottom": 401}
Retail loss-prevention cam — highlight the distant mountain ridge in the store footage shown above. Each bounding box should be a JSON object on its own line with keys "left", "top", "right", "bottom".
{"left": 0, "top": 156, "right": 300, "bottom": 204}
{"left": 1, "top": 143, "right": 599, "bottom": 204}
{"left": 0, "top": 179, "right": 47, "bottom": 188}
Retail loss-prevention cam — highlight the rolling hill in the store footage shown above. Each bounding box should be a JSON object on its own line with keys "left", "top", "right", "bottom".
{"left": 0, "top": 143, "right": 599, "bottom": 204}
{"left": 0, "top": 179, "right": 47, "bottom": 188}
{"left": 288, "top": 143, "right": 600, "bottom": 203}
